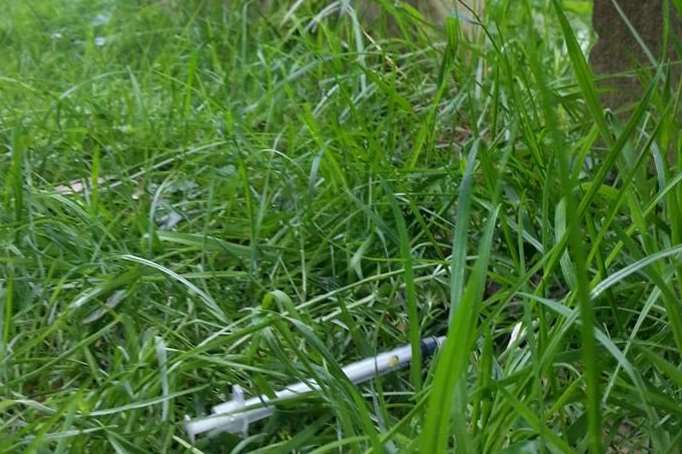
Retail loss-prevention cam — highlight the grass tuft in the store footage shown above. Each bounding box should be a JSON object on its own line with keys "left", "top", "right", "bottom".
{"left": 1, "top": 0, "right": 681, "bottom": 451}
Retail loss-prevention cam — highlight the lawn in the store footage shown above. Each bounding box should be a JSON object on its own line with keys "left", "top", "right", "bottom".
{"left": 1, "top": 0, "right": 681, "bottom": 452}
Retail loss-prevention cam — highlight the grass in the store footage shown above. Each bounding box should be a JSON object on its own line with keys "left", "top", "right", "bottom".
{"left": 1, "top": 0, "right": 681, "bottom": 452}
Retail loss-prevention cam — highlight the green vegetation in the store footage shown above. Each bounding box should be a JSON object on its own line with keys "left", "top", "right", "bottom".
{"left": 1, "top": 0, "right": 681, "bottom": 452}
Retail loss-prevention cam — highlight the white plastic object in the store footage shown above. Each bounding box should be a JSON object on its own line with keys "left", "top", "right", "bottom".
{"left": 184, "top": 336, "right": 445, "bottom": 442}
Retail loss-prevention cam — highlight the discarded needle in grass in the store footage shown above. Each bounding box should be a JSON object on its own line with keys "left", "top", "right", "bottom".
{"left": 185, "top": 336, "right": 446, "bottom": 441}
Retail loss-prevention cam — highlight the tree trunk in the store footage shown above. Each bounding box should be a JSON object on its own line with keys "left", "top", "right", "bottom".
{"left": 591, "top": 0, "right": 681, "bottom": 108}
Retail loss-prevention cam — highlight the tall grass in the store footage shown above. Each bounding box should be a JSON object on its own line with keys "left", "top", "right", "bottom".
{"left": 1, "top": 0, "right": 681, "bottom": 452}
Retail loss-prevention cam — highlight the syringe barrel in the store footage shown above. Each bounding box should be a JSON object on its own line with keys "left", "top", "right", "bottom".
{"left": 212, "top": 336, "right": 443, "bottom": 415}
{"left": 191, "top": 336, "right": 445, "bottom": 440}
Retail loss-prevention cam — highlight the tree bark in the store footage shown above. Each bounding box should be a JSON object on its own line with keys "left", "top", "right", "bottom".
{"left": 591, "top": 0, "right": 681, "bottom": 108}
